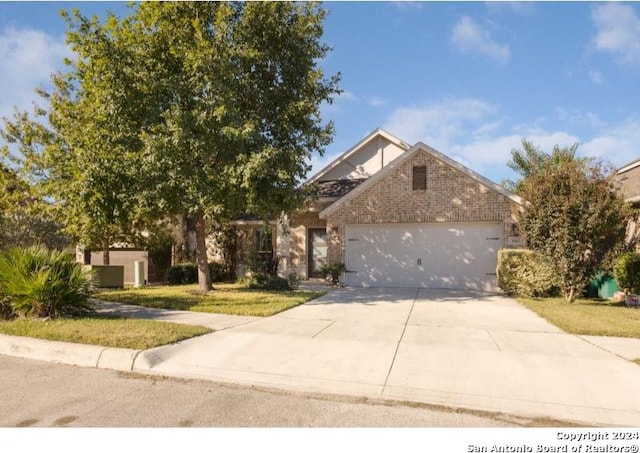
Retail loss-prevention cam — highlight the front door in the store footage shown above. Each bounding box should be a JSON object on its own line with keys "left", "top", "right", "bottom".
{"left": 307, "top": 228, "right": 327, "bottom": 278}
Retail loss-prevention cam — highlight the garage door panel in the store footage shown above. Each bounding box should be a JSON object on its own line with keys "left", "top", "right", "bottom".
{"left": 345, "top": 223, "right": 501, "bottom": 290}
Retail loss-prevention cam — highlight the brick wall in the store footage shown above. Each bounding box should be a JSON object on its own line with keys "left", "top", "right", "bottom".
{"left": 289, "top": 202, "right": 330, "bottom": 278}
{"left": 325, "top": 149, "right": 519, "bottom": 263}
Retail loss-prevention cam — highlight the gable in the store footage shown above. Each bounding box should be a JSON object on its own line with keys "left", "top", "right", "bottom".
{"left": 307, "top": 128, "right": 410, "bottom": 184}
{"left": 320, "top": 143, "right": 523, "bottom": 220}
{"left": 319, "top": 134, "right": 407, "bottom": 181}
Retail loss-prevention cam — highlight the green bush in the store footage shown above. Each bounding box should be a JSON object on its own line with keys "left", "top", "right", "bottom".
{"left": 165, "top": 263, "right": 198, "bottom": 285}
{"left": 320, "top": 262, "right": 346, "bottom": 285}
{"left": 209, "top": 261, "right": 232, "bottom": 282}
{"left": 244, "top": 274, "right": 290, "bottom": 291}
{"left": 497, "top": 249, "right": 559, "bottom": 298}
{"left": 287, "top": 267, "right": 300, "bottom": 290}
{"left": 166, "top": 262, "right": 235, "bottom": 285}
{"left": 0, "top": 294, "right": 13, "bottom": 320}
{"left": 0, "top": 245, "right": 95, "bottom": 318}
{"left": 613, "top": 252, "right": 640, "bottom": 294}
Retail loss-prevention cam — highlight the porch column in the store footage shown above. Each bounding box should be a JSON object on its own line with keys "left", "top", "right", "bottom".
{"left": 276, "top": 214, "right": 290, "bottom": 278}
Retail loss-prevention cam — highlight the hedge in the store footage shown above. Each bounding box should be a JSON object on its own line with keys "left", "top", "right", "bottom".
{"left": 497, "top": 249, "right": 559, "bottom": 298}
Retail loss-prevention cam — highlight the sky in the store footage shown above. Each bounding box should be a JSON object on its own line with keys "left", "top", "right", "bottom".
{"left": 1, "top": 1, "right": 640, "bottom": 185}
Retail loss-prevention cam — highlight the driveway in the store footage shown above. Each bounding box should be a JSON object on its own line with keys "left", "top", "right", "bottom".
{"left": 134, "top": 288, "right": 640, "bottom": 426}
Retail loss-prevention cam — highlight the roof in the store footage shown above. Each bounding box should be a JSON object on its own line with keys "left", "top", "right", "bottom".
{"left": 615, "top": 164, "right": 640, "bottom": 203}
{"left": 312, "top": 178, "right": 368, "bottom": 199}
{"left": 319, "top": 142, "right": 525, "bottom": 219}
{"left": 617, "top": 157, "right": 640, "bottom": 175}
{"left": 305, "top": 128, "right": 411, "bottom": 185}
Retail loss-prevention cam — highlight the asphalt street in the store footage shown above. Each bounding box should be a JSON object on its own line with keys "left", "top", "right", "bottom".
{"left": 0, "top": 354, "right": 554, "bottom": 428}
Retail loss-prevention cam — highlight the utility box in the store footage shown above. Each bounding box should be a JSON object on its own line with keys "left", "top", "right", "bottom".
{"left": 87, "top": 265, "right": 125, "bottom": 289}
{"left": 134, "top": 261, "right": 145, "bottom": 288}
{"left": 586, "top": 272, "right": 618, "bottom": 299}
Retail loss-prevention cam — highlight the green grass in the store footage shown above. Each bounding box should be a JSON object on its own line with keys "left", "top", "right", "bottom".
{"left": 96, "top": 282, "right": 325, "bottom": 317}
{"left": 518, "top": 297, "right": 640, "bottom": 338}
{"left": 0, "top": 316, "right": 212, "bottom": 349}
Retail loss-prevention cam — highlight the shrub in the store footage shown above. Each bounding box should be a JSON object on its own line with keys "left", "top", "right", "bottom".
{"left": 320, "top": 262, "right": 346, "bottom": 286}
{"left": 165, "top": 263, "right": 198, "bottom": 285}
{"left": 0, "top": 294, "right": 13, "bottom": 320}
{"left": 613, "top": 252, "right": 640, "bottom": 294}
{"left": 287, "top": 267, "right": 300, "bottom": 290}
{"left": 167, "top": 262, "right": 236, "bottom": 285}
{"left": 0, "top": 245, "right": 95, "bottom": 318}
{"left": 244, "top": 274, "right": 290, "bottom": 291}
{"left": 246, "top": 249, "right": 280, "bottom": 277}
{"left": 497, "top": 249, "right": 559, "bottom": 298}
{"left": 209, "top": 261, "right": 232, "bottom": 282}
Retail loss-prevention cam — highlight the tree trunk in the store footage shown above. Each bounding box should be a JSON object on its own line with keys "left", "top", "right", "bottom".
{"left": 102, "top": 239, "right": 110, "bottom": 265}
{"left": 194, "top": 211, "right": 212, "bottom": 292}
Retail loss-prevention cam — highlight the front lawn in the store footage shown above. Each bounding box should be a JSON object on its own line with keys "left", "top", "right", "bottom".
{"left": 0, "top": 316, "right": 212, "bottom": 349}
{"left": 96, "top": 283, "right": 325, "bottom": 317}
{"left": 518, "top": 297, "right": 640, "bottom": 338}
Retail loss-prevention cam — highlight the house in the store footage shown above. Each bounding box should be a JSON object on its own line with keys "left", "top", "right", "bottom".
{"left": 615, "top": 158, "right": 640, "bottom": 205}
{"left": 614, "top": 157, "right": 640, "bottom": 247}
{"left": 232, "top": 128, "right": 525, "bottom": 291}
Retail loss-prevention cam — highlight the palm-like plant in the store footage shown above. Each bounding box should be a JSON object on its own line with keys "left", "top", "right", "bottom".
{"left": 0, "top": 245, "right": 95, "bottom": 318}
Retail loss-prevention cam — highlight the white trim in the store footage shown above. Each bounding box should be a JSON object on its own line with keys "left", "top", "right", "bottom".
{"left": 618, "top": 158, "right": 640, "bottom": 174}
{"left": 305, "top": 128, "right": 411, "bottom": 185}
{"left": 319, "top": 142, "right": 525, "bottom": 219}
{"left": 626, "top": 194, "right": 640, "bottom": 203}
{"left": 229, "top": 220, "right": 276, "bottom": 226}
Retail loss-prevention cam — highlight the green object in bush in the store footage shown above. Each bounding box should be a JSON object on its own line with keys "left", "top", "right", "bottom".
{"left": 586, "top": 272, "right": 618, "bottom": 299}
{"left": 497, "top": 249, "right": 559, "bottom": 298}
{"left": 245, "top": 273, "right": 290, "bottom": 291}
{"left": 0, "top": 245, "right": 95, "bottom": 319}
{"left": 613, "top": 252, "right": 640, "bottom": 294}
{"left": 320, "top": 262, "right": 346, "bottom": 285}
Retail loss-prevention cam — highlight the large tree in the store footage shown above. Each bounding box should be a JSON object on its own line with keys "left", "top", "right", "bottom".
{"left": 516, "top": 145, "right": 629, "bottom": 301}
{"left": 2, "top": 2, "right": 340, "bottom": 290}
{"left": 505, "top": 139, "right": 587, "bottom": 193}
{"left": 0, "top": 161, "right": 69, "bottom": 251}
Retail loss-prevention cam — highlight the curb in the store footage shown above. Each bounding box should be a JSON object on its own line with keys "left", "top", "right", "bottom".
{"left": 0, "top": 333, "right": 141, "bottom": 372}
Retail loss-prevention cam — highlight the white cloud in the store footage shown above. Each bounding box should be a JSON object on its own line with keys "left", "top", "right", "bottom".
{"left": 381, "top": 97, "right": 639, "bottom": 183}
{"left": 588, "top": 69, "right": 604, "bottom": 84}
{"left": 450, "top": 130, "right": 581, "bottom": 182}
{"left": 450, "top": 16, "right": 510, "bottom": 64}
{"left": 555, "top": 107, "right": 605, "bottom": 129}
{"left": 486, "top": 2, "right": 535, "bottom": 16}
{"left": 393, "top": 2, "right": 424, "bottom": 12}
{"left": 592, "top": 3, "right": 640, "bottom": 65}
{"left": 338, "top": 90, "right": 357, "bottom": 101}
{"left": 581, "top": 117, "right": 640, "bottom": 167}
{"left": 383, "top": 97, "right": 498, "bottom": 149}
{"left": 367, "top": 96, "right": 386, "bottom": 107}
{"left": 0, "top": 27, "right": 70, "bottom": 119}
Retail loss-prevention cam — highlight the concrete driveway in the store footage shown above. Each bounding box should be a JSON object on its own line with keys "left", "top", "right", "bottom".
{"left": 134, "top": 288, "right": 640, "bottom": 426}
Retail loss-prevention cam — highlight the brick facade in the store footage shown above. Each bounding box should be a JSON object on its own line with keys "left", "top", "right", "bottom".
{"left": 288, "top": 202, "right": 330, "bottom": 278}
{"left": 324, "top": 149, "right": 519, "bottom": 264}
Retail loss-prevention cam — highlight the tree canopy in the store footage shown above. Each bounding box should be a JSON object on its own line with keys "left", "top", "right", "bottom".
{"left": 515, "top": 144, "right": 629, "bottom": 301}
{"left": 0, "top": 161, "right": 69, "bottom": 250}
{"left": 1, "top": 2, "right": 340, "bottom": 290}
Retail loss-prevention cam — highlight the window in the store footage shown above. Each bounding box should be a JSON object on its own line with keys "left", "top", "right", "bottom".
{"left": 254, "top": 228, "right": 272, "bottom": 252}
{"left": 412, "top": 166, "right": 427, "bottom": 190}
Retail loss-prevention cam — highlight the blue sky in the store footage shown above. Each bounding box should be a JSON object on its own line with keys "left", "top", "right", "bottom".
{"left": 1, "top": 2, "right": 640, "bottom": 185}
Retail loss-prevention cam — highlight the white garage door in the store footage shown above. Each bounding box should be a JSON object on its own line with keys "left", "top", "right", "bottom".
{"left": 345, "top": 222, "right": 502, "bottom": 291}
